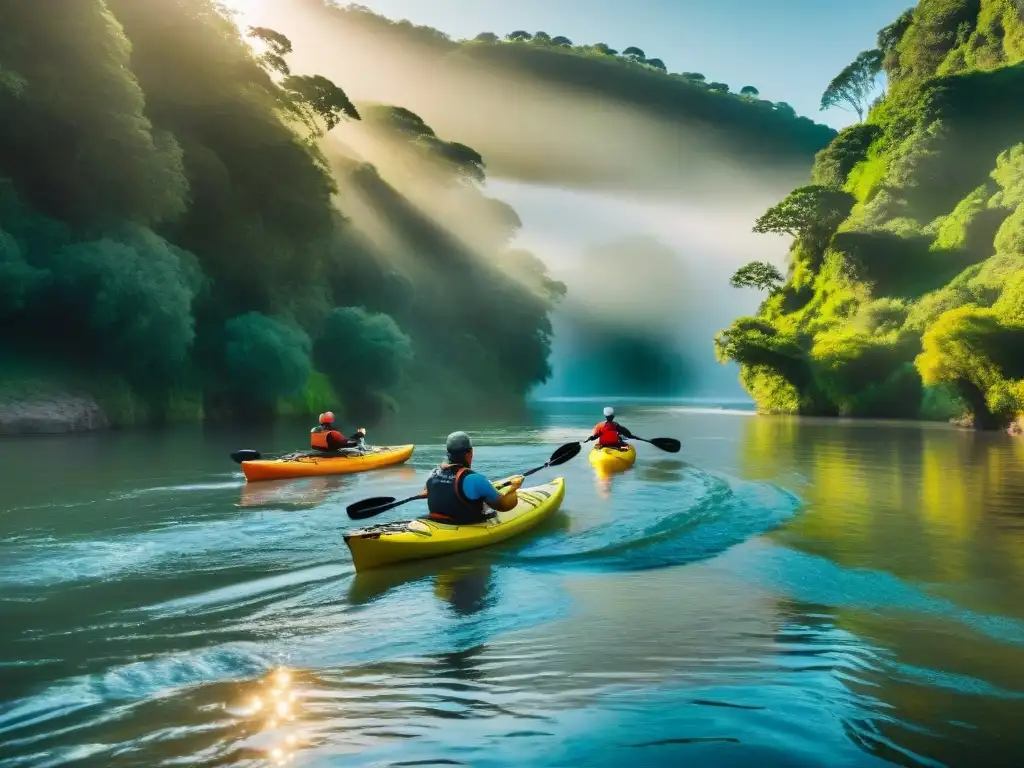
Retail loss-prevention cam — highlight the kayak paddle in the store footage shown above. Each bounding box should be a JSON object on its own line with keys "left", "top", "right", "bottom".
{"left": 582, "top": 436, "right": 681, "bottom": 453}
{"left": 345, "top": 441, "right": 581, "bottom": 521}
{"left": 231, "top": 449, "right": 264, "bottom": 463}
{"left": 633, "top": 437, "right": 681, "bottom": 453}
{"left": 230, "top": 449, "right": 304, "bottom": 463}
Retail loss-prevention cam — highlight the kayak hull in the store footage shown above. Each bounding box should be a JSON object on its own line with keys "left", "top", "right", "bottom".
{"left": 589, "top": 444, "right": 637, "bottom": 473}
{"left": 241, "top": 444, "right": 415, "bottom": 482}
{"left": 344, "top": 478, "right": 566, "bottom": 571}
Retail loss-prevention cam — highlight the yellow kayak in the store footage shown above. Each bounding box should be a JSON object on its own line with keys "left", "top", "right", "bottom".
{"left": 241, "top": 444, "right": 415, "bottom": 482}
{"left": 344, "top": 477, "right": 566, "bottom": 571}
{"left": 589, "top": 444, "right": 637, "bottom": 473}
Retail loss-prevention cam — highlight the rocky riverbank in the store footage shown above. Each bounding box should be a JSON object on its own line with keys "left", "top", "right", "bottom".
{"left": 0, "top": 393, "right": 109, "bottom": 435}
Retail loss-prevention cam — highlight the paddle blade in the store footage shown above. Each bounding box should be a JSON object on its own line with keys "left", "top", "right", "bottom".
{"left": 231, "top": 449, "right": 262, "bottom": 464}
{"left": 347, "top": 496, "right": 397, "bottom": 520}
{"left": 548, "top": 441, "right": 582, "bottom": 466}
{"left": 648, "top": 437, "right": 681, "bottom": 453}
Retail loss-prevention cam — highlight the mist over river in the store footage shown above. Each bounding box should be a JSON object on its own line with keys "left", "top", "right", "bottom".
{"left": 2, "top": 400, "right": 1024, "bottom": 766}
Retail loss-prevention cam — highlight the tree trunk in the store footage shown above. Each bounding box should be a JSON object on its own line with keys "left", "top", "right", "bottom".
{"left": 958, "top": 378, "right": 1000, "bottom": 430}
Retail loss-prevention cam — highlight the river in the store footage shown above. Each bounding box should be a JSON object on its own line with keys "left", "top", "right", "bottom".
{"left": 2, "top": 400, "right": 1023, "bottom": 767}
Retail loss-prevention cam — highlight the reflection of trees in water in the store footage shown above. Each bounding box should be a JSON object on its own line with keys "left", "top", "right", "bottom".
{"left": 433, "top": 563, "right": 495, "bottom": 616}
{"left": 739, "top": 418, "right": 1024, "bottom": 765}
{"left": 740, "top": 416, "right": 1024, "bottom": 587}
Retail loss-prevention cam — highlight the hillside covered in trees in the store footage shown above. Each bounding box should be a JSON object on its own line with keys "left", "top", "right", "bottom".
{"left": 243, "top": 1, "right": 837, "bottom": 199}
{"left": 0, "top": 0, "right": 565, "bottom": 426}
{"left": 716, "top": 0, "right": 1024, "bottom": 431}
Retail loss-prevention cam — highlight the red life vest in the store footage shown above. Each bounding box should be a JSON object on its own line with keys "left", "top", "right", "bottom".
{"left": 310, "top": 427, "right": 345, "bottom": 451}
{"left": 593, "top": 420, "right": 622, "bottom": 447}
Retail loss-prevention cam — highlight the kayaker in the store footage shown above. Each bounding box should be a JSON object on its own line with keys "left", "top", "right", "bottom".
{"left": 310, "top": 412, "right": 366, "bottom": 453}
{"left": 424, "top": 431, "right": 523, "bottom": 524}
{"left": 586, "top": 406, "right": 633, "bottom": 449}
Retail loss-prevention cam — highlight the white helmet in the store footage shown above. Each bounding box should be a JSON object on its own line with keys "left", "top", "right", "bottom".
{"left": 603, "top": 406, "right": 615, "bottom": 418}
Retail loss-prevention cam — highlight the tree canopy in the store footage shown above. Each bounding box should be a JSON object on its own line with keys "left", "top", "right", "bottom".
{"left": 730, "top": 261, "right": 784, "bottom": 293}
{"left": 819, "top": 49, "right": 883, "bottom": 122}
{"left": 752, "top": 185, "right": 855, "bottom": 241}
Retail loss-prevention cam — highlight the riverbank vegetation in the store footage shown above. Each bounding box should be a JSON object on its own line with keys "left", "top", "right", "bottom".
{"left": 717, "top": 0, "right": 1024, "bottom": 431}
{"left": 0, "top": 0, "right": 564, "bottom": 427}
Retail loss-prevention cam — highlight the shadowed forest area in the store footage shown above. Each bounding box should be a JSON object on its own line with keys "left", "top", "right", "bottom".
{"left": 716, "top": 0, "right": 1024, "bottom": 431}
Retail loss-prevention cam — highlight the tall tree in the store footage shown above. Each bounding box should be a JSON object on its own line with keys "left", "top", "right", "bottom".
{"left": 248, "top": 25, "right": 292, "bottom": 75}
{"left": 282, "top": 74, "right": 360, "bottom": 135}
{"left": 730, "top": 261, "right": 783, "bottom": 292}
{"left": 740, "top": 85, "right": 759, "bottom": 97}
{"left": 753, "top": 185, "right": 855, "bottom": 243}
{"left": 820, "top": 49, "right": 883, "bottom": 122}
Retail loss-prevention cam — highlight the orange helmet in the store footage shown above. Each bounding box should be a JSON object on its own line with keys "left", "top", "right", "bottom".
{"left": 319, "top": 411, "right": 335, "bottom": 425}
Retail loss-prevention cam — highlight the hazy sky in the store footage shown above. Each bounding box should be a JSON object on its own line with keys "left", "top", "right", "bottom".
{"left": 340, "top": 0, "right": 910, "bottom": 129}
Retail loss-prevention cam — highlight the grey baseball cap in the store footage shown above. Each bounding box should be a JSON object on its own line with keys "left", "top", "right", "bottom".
{"left": 445, "top": 431, "right": 473, "bottom": 454}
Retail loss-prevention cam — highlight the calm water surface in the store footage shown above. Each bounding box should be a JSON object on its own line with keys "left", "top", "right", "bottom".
{"left": 2, "top": 402, "right": 1024, "bottom": 767}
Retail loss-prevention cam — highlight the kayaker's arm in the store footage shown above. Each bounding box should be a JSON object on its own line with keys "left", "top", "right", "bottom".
{"left": 617, "top": 424, "right": 634, "bottom": 438}
{"left": 488, "top": 475, "right": 524, "bottom": 513}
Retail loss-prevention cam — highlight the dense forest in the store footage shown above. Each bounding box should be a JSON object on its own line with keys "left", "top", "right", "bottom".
{"left": 716, "top": 0, "right": 1024, "bottom": 431}
{"left": 0, "top": 0, "right": 565, "bottom": 425}
{"left": 243, "top": 1, "right": 837, "bottom": 199}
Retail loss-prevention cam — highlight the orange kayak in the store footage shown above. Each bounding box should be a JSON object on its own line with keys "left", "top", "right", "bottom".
{"left": 241, "top": 445, "right": 415, "bottom": 482}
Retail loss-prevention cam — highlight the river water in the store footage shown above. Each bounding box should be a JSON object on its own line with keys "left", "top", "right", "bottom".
{"left": 2, "top": 400, "right": 1024, "bottom": 767}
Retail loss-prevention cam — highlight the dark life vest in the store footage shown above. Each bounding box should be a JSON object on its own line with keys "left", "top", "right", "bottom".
{"left": 425, "top": 464, "right": 486, "bottom": 524}
{"left": 310, "top": 426, "right": 345, "bottom": 451}
{"left": 593, "top": 420, "right": 624, "bottom": 447}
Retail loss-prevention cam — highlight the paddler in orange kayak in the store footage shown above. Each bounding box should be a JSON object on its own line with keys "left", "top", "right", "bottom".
{"left": 310, "top": 411, "right": 366, "bottom": 454}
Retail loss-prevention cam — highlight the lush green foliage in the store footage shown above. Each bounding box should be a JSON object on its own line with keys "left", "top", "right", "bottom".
{"left": 222, "top": 313, "right": 313, "bottom": 411}
{"left": 717, "top": 0, "right": 1024, "bottom": 429}
{"left": 314, "top": 306, "right": 413, "bottom": 400}
{"left": 0, "top": 0, "right": 565, "bottom": 424}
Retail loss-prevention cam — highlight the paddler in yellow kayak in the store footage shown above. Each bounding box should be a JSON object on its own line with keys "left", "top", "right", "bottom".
{"left": 585, "top": 406, "right": 634, "bottom": 449}
{"left": 310, "top": 411, "right": 367, "bottom": 454}
{"left": 424, "top": 431, "right": 523, "bottom": 524}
